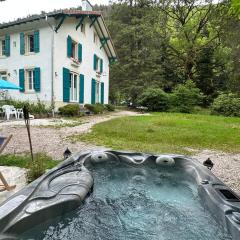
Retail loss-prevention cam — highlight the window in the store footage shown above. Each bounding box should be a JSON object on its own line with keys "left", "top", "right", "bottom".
{"left": 25, "top": 33, "right": 34, "bottom": 53}
{"left": 69, "top": 72, "right": 78, "bottom": 102}
{"left": 20, "top": 30, "right": 39, "bottom": 55}
{"left": 67, "top": 36, "right": 82, "bottom": 62}
{"left": 19, "top": 67, "right": 40, "bottom": 93}
{"left": 81, "top": 24, "right": 85, "bottom": 34}
{"left": 25, "top": 69, "right": 34, "bottom": 91}
{"left": 94, "top": 32, "right": 98, "bottom": 44}
{"left": 94, "top": 54, "right": 103, "bottom": 73}
{"left": 96, "top": 56, "right": 100, "bottom": 71}
{"left": 0, "top": 71, "right": 7, "bottom": 80}
{"left": 96, "top": 81, "right": 100, "bottom": 103}
{"left": 0, "top": 39, "right": 6, "bottom": 56}
{"left": 71, "top": 40, "right": 78, "bottom": 60}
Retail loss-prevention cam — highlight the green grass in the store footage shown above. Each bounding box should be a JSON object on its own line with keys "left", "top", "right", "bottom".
{"left": 0, "top": 153, "right": 59, "bottom": 170}
{"left": 70, "top": 112, "right": 240, "bottom": 154}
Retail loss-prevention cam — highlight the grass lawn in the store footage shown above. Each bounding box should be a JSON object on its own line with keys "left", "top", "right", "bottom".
{"left": 0, "top": 153, "right": 59, "bottom": 170}
{"left": 70, "top": 112, "right": 240, "bottom": 154}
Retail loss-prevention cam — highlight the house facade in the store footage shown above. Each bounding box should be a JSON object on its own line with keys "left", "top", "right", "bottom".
{"left": 0, "top": 9, "right": 117, "bottom": 109}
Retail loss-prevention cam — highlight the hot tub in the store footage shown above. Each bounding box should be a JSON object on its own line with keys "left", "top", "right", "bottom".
{"left": 0, "top": 151, "right": 239, "bottom": 240}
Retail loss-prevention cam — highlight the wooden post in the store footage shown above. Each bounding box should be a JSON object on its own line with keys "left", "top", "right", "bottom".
{"left": 23, "top": 106, "right": 34, "bottom": 163}
{"left": 0, "top": 172, "right": 16, "bottom": 192}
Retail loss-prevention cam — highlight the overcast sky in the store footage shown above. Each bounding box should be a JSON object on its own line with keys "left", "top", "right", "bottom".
{"left": 0, "top": 0, "right": 110, "bottom": 23}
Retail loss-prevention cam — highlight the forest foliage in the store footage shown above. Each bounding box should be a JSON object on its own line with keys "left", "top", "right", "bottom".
{"left": 94, "top": 0, "right": 240, "bottom": 109}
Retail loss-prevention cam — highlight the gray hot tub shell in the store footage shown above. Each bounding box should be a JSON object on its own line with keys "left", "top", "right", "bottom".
{"left": 0, "top": 150, "right": 239, "bottom": 239}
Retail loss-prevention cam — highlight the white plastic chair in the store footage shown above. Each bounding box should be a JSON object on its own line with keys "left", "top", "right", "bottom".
{"left": 16, "top": 108, "right": 23, "bottom": 119}
{"left": 2, "top": 105, "right": 17, "bottom": 120}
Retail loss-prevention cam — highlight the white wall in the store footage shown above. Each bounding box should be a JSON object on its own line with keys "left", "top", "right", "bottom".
{"left": 54, "top": 17, "right": 110, "bottom": 105}
{"left": 0, "top": 16, "right": 110, "bottom": 106}
{"left": 0, "top": 20, "right": 53, "bottom": 103}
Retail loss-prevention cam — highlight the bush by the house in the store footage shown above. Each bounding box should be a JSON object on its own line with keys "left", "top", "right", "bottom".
{"left": 137, "top": 88, "right": 170, "bottom": 112}
{"left": 104, "top": 104, "right": 115, "bottom": 111}
{"left": 85, "top": 103, "right": 105, "bottom": 114}
{"left": 211, "top": 93, "right": 240, "bottom": 117}
{"left": 58, "top": 104, "right": 80, "bottom": 116}
{"left": 170, "top": 80, "right": 203, "bottom": 113}
{"left": 0, "top": 99, "right": 51, "bottom": 116}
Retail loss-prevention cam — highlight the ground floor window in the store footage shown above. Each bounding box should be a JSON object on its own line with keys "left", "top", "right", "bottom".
{"left": 95, "top": 81, "right": 100, "bottom": 103}
{"left": 70, "top": 72, "right": 78, "bottom": 102}
{"left": 25, "top": 69, "right": 34, "bottom": 91}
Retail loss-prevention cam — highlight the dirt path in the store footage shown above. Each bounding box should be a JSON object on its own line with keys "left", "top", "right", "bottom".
{"left": 0, "top": 111, "right": 140, "bottom": 160}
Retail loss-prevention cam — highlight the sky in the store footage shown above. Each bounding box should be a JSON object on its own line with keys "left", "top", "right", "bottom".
{"left": 0, "top": 0, "right": 110, "bottom": 23}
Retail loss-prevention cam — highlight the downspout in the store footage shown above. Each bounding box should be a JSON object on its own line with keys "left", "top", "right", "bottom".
{"left": 45, "top": 15, "right": 55, "bottom": 116}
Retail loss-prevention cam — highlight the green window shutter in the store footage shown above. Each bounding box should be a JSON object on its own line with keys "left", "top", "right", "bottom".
{"left": 63, "top": 68, "right": 70, "bottom": 102}
{"left": 67, "top": 36, "right": 72, "bottom": 58}
{"left": 20, "top": 33, "right": 25, "bottom": 55}
{"left": 101, "top": 82, "right": 104, "bottom": 104}
{"left": 5, "top": 35, "right": 10, "bottom": 57}
{"left": 100, "top": 59, "right": 103, "bottom": 73}
{"left": 79, "top": 74, "right": 84, "bottom": 104}
{"left": 93, "top": 54, "right": 97, "bottom": 70}
{"left": 34, "top": 67, "right": 41, "bottom": 92}
{"left": 34, "top": 30, "right": 40, "bottom": 53}
{"left": 91, "top": 78, "right": 96, "bottom": 104}
{"left": 78, "top": 43, "right": 82, "bottom": 62}
{"left": 19, "top": 69, "right": 25, "bottom": 92}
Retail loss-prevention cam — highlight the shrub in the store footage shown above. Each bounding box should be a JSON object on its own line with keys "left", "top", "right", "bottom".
{"left": 27, "top": 153, "right": 57, "bottom": 183}
{"left": 0, "top": 99, "right": 50, "bottom": 116}
{"left": 211, "top": 93, "right": 240, "bottom": 117}
{"left": 58, "top": 104, "right": 80, "bottom": 116}
{"left": 137, "top": 88, "right": 170, "bottom": 111}
{"left": 171, "top": 80, "right": 203, "bottom": 113}
{"left": 30, "top": 100, "right": 50, "bottom": 115}
{"left": 85, "top": 104, "right": 105, "bottom": 114}
{"left": 104, "top": 104, "right": 115, "bottom": 111}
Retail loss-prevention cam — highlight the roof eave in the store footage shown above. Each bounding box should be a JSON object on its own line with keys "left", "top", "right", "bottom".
{"left": 0, "top": 10, "right": 117, "bottom": 61}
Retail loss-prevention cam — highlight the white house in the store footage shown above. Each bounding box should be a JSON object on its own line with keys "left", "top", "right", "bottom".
{"left": 0, "top": 4, "right": 117, "bottom": 109}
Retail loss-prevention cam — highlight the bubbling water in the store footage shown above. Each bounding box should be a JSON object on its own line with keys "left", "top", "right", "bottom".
{"left": 20, "top": 161, "right": 232, "bottom": 240}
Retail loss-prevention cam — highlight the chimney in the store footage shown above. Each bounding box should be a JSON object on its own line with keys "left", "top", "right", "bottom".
{"left": 82, "top": 0, "right": 93, "bottom": 11}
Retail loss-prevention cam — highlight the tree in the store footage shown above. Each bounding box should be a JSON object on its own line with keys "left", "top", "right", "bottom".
{"left": 231, "top": 0, "right": 240, "bottom": 16}
{"left": 95, "top": 1, "right": 236, "bottom": 104}
{"left": 157, "top": 0, "right": 227, "bottom": 82}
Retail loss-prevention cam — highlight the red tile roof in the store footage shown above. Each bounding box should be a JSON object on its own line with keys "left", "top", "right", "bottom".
{"left": 0, "top": 9, "right": 101, "bottom": 29}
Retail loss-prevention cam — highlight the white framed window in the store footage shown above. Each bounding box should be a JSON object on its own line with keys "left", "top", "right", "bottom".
{"left": 69, "top": 72, "right": 79, "bottom": 102}
{"left": 25, "top": 69, "right": 34, "bottom": 91}
{"left": 95, "top": 55, "right": 102, "bottom": 73}
{"left": 0, "top": 71, "right": 7, "bottom": 80}
{"left": 94, "top": 32, "right": 98, "bottom": 44}
{"left": 96, "top": 81, "right": 100, "bottom": 103}
{"left": 25, "top": 33, "right": 34, "bottom": 53}
{"left": 0, "top": 39, "right": 6, "bottom": 56}
{"left": 71, "top": 40, "right": 78, "bottom": 60}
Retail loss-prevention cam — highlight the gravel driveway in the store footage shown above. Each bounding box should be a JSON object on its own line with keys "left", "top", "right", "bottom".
{"left": 0, "top": 110, "right": 239, "bottom": 194}
{"left": 0, "top": 111, "right": 140, "bottom": 160}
